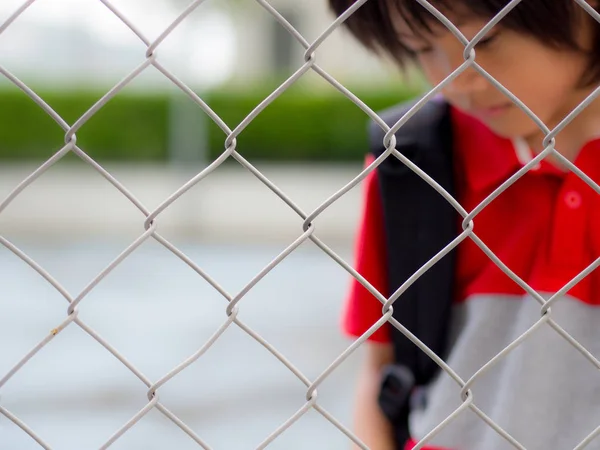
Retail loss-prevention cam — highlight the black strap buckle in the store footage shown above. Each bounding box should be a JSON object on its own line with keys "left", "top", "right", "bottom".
{"left": 378, "top": 364, "right": 415, "bottom": 423}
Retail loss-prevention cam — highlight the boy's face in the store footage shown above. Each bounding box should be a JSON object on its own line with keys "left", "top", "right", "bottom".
{"left": 393, "top": 12, "right": 595, "bottom": 144}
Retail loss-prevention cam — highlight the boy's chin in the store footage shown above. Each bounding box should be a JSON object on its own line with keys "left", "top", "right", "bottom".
{"left": 451, "top": 101, "right": 539, "bottom": 141}
{"left": 473, "top": 114, "right": 533, "bottom": 141}
{"left": 486, "top": 121, "right": 537, "bottom": 142}
{"left": 482, "top": 121, "right": 517, "bottom": 138}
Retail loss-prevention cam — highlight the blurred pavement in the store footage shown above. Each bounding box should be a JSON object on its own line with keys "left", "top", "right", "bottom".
{"left": 0, "top": 162, "right": 365, "bottom": 246}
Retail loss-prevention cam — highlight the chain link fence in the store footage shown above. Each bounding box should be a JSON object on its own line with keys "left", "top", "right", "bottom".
{"left": 1, "top": 0, "right": 600, "bottom": 449}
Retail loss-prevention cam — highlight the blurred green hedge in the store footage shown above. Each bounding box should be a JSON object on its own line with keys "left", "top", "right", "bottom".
{"left": 0, "top": 85, "right": 422, "bottom": 162}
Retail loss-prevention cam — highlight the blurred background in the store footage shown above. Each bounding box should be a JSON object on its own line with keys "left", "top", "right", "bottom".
{"left": 0, "top": 0, "right": 426, "bottom": 448}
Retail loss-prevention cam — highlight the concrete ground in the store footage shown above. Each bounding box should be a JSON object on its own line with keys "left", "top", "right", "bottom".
{"left": 0, "top": 162, "right": 366, "bottom": 246}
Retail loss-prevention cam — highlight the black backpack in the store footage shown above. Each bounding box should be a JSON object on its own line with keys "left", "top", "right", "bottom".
{"left": 369, "top": 98, "right": 458, "bottom": 448}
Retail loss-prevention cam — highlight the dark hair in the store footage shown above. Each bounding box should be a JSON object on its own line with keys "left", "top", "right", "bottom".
{"left": 328, "top": 0, "right": 600, "bottom": 86}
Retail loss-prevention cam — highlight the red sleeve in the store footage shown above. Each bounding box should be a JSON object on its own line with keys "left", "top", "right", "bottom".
{"left": 341, "top": 154, "right": 391, "bottom": 343}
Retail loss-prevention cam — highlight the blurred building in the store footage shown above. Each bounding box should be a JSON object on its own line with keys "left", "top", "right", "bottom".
{"left": 227, "top": 0, "right": 398, "bottom": 88}
{"left": 0, "top": 0, "right": 399, "bottom": 91}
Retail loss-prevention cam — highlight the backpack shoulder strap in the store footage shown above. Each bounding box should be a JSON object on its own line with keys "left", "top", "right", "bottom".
{"left": 368, "top": 97, "right": 458, "bottom": 446}
{"left": 369, "top": 96, "right": 456, "bottom": 380}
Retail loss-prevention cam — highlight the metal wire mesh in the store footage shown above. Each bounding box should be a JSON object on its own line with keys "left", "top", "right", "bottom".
{"left": 1, "top": 0, "right": 600, "bottom": 449}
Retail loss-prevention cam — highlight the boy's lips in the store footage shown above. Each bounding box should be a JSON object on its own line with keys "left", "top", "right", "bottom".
{"left": 471, "top": 103, "right": 512, "bottom": 119}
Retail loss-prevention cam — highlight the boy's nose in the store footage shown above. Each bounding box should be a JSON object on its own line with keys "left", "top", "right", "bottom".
{"left": 444, "top": 66, "right": 488, "bottom": 95}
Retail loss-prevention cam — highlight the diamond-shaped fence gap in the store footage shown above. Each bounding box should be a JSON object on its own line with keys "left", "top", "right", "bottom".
{"left": 78, "top": 237, "right": 228, "bottom": 381}
{"left": 0, "top": 160, "right": 148, "bottom": 273}
{"left": 99, "top": 405, "right": 206, "bottom": 450}
{"left": 0, "top": 321, "right": 153, "bottom": 450}
{"left": 154, "top": 160, "right": 307, "bottom": 245}
{"left": 226, "top": 239, "right": 353, "bottom": 367}
{"left": 160, "top": 322, "right": 312, "bottom": 450}
{"left": 0, "top": 0, "right": 149, "bottom": 91}
{"left": 223, "top": 238, "right": 370, "bottom": 438}
{"left": 231, "top": 159, "right": 364, "bottom": 247}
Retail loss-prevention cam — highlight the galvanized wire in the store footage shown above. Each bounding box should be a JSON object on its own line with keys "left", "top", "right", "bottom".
{"left": 0, "top": 0, "right": 599, "bottom": 449}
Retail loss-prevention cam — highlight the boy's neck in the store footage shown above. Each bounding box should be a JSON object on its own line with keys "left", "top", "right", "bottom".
{"left": 526, "top": 91, "right": 600, "bottom": 166}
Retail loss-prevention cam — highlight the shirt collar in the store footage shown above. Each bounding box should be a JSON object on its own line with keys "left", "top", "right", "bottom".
{"left": 451, "top": 106, "right": 600, "bottom": 193}
{"left": 451, "top": 106, "right": 528, "bottom": 193}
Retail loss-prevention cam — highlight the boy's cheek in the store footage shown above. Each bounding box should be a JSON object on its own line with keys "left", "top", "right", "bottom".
{"left": 420, "top": 64, "right": 447, "bottom": 88}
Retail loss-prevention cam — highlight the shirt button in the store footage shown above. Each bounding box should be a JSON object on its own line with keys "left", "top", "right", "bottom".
{"left": 564, "top": 190, "right": 582, "bottom": 209}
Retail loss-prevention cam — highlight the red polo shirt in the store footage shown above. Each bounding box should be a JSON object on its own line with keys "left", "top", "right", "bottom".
{"left": 342, "top": 105, "right": 600, "bottom": 344}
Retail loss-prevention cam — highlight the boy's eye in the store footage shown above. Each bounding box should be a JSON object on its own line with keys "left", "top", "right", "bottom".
{"left": 407, "top": 29, "right": 500, "bottom": 57}
{"left": 413, "top": 46, "right": 434, "bottom": 55}
{"left": 474, "top": 32, "right": 499, "bottom": 48}
{"left": 410, "top": 32, "right": 499, "bottom": 55}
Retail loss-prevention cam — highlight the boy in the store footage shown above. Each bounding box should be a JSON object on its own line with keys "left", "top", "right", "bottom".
{"left": 328, "top": 1, "right": 600, "bottom": 449}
